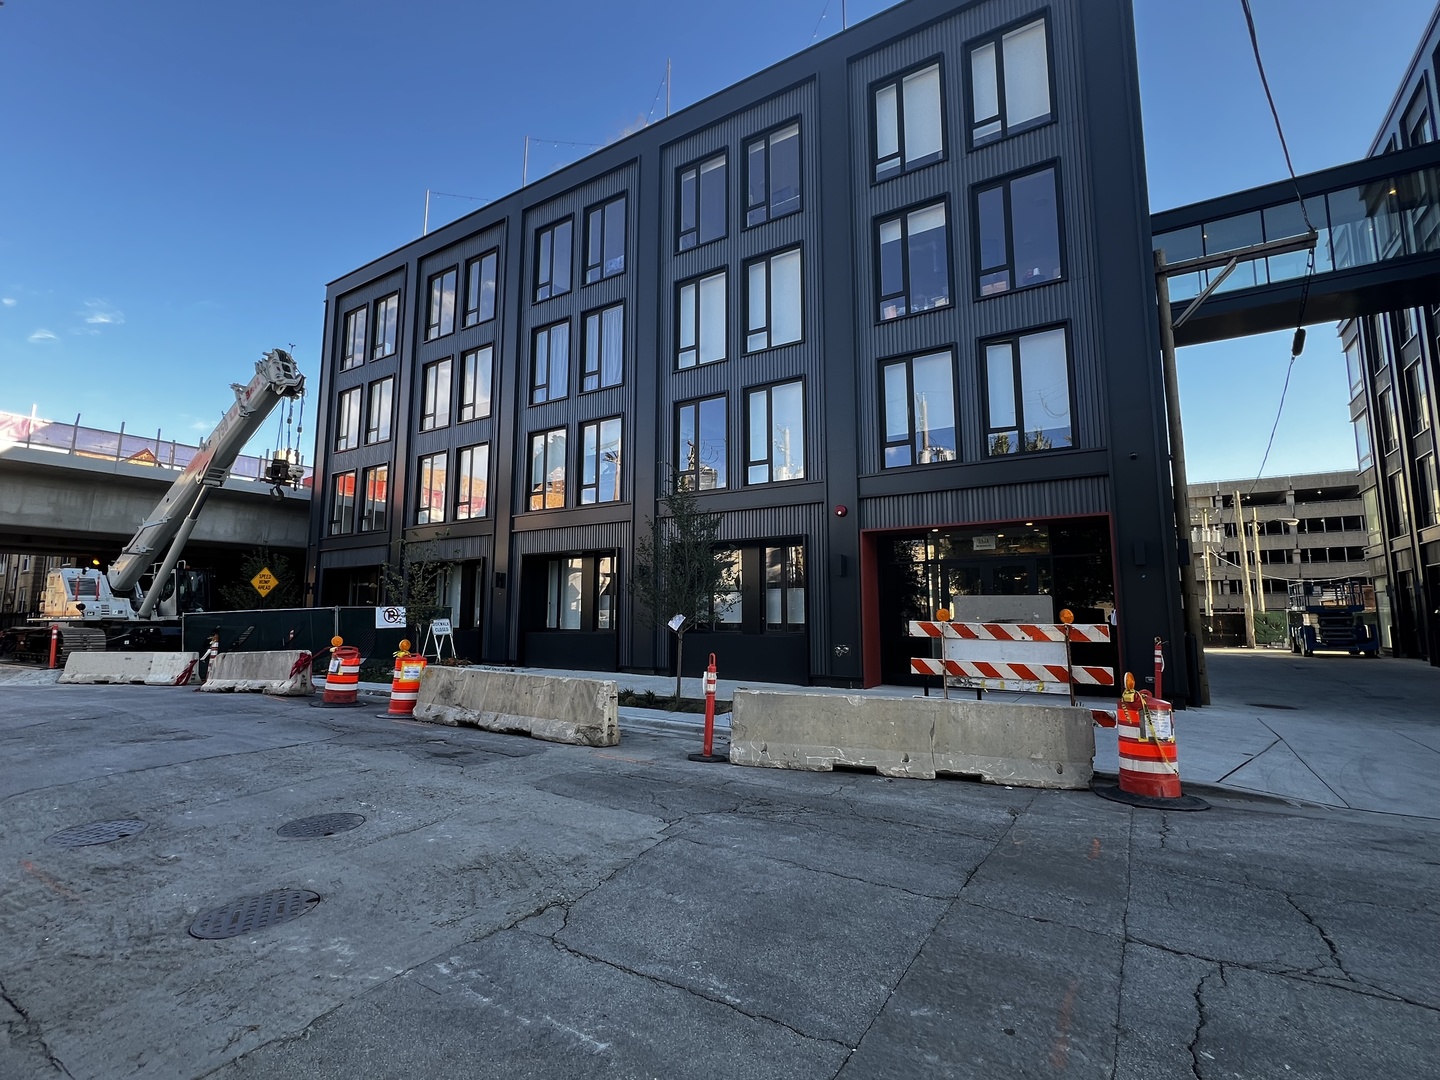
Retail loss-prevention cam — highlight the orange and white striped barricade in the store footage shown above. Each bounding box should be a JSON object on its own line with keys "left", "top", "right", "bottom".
{"left": 385, "top": 646, "right": 426, "bottom": 718}
{"left": 1093, "top": 673, "right": 1208, "bottom": 811}
{"left": 908, "top": 617, "right": 1115, "bottom": 699}
{"left": 312, "top": 636, "right": 365, "bottom": 708}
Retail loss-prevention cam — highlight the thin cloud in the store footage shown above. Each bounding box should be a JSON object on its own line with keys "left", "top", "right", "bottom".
{"left": 28, "top": 329, "right": 58, "bottom": 343}
{"left": 81, "top": 299, "right": 124, "bottom": 326}
{"left": 1, "top": 298, "right": 15, "bottom": 307}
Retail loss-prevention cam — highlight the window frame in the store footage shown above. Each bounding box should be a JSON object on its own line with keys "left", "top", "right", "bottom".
{"left": 875, "top": 198, "right": 953, "bottom": 323}
{"left": 458, "top": 345, "right": 493, "bottom": 423}
{"left": 415, "top": 451, "right": 447, "bottom": 525}
{"left": 582, "top": 302, "right": 625, "bottom": 393}
{"left": 965, "top": 14, "right": 1056, "bottom": 148}
{"left": 979, "top": 323, "right": 1076, "bottom": 457}
{"left": 454, "top": 443, "right": 490, "bottom": 521}
{"left": 745, "top": 118, "right": 803, "bottom": 227}
{"left": 745, "top": 378, "right": 806, "bottom": 486}
{"left": 534, "top": 217, "right": 574, "bottom": 303}
{"left": 676, "top": 269, "right": 728, "bottom": 370}
{"left": 340, "top": 306, "right": 367, "bottom": 371}
{"left": 528, "top": 427, "right": 568, "bottom": 511}
{"left": 372, "top": 293, "right": 399, "bottom": 360}
{"left": 543, "top": 554, "right": 618, "bottom": 632}
{"left": 359, "top": 464, "right": 388, "bottom": 533}
{"left": 365, "top": 376, "right": 394, "bottom": 445}
{"left": 463, "top": 249, "right": 499, "bottom": 328}
{"left": 744, "top": 246, "right": 804, "bottom": 353}
{"left": 579, "top": 416, "right": 624, "bottom": 505}
{"left": 334, "top": 386, "right": 362, "bottom": 452}
{"left": 531, "top": 319, "right": 571, "bottom": 405}
{"left": 583, "top": 195, "right": 627, "bottom": 284}
{"left": 676, "top": 151, "right": 728, "bottom": 252}
{"left": 425, "top": 266, "right": 458, "bottom": 340}
{"left": 329, "top": 470, "right": 357, "bottom": 536}
{"left": 972, "top": 161, "right": 1066, "bottom": 298}
{"left": 870, "top": 58, "right": 946, "bottom": 183}
{"left": 675, "top": 394, "right": 728, "bottom": 492}
{"left": 879, "top": 349, "right": 959, "bottom": 469}
{"left": 419, "top": 356, "right": 453, "bottom": 432}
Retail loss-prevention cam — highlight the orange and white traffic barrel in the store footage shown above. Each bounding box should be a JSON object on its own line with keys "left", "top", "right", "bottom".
{"left": 386, "top": 642, "right": 426, "bottom": 718}
{"left": 1094, "top": 672, "right": 1208, "bottom": 811}
{"left": 314, "top": 636, "right": 364, "bottom": 708}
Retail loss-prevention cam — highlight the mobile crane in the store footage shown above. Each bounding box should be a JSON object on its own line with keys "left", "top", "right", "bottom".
{"left": 6, "top": 349, "right": 305, "bottom": 658}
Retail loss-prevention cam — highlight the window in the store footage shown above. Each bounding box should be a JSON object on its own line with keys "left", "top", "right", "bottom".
{"left": 416, "top": 453, "right": 447, "bottom": 525}
{"left": 1355, "top": 414, "right": 1374, "bottom": 471}
{"left": 1389, "top": 471, "right": 1410, "bottom": 534}
{"left": 878, "top": 202, "right": 950, "bottom": 321}
{"left": 678, "top": 270, "right": 727, "bottom": 369}
{"left": 712, "top": 550, "right": 742, "bottom": 627}
{"left": 365, "top": 377, "right": 393, "bottom": 444}
{"left": 1405, "top": 361, "right": 1431, "bottom": 433}
{"left": 372, "top": 293, "right": 399, "bottom": 360}
{"left": 765, "top": 545, "right": 806, "bottom": 631}
{"left": 454, "top": 444, "right": 489, "bottom": 521}
{"left": 464, "top": 250, "right": 498, "bottom": 327}
{"left": 746, "top": 122, "right": 801, "bottom": 225}
{"left": 1417, "top": 454, "right": 1440, "bottom": 526}
{"left": 426, "top": 267, "right": 457, "bottom": 340}
{"left": 874, "top": 62, "right": 943, "bottom": 181}
{"left": 1344, "top": 338, "right": 1364, "bottom": 400}
{"left": 459, "top": 345, "right": 492, "bottom": 422}
{"left": 329, "top": 471, "right": 356, "bottom": 535}
{"left": 969, "top": 17, "right": 1051, "bottom": 145}
{"left": 678, "top": 154, "right": 726, "bottom": 250}
{"left": 582, "top": 303, "right": 624, "bottom": 392}
{"left": 340, "top": 307, "right": 367, "bottom": 370}
{"left": 882, "top": 351, "right": 957, "bottom": 467}
{"left": 746, "top": 380, "right": 805, "bottom": 484}
{"left": 580, "top": 417, "right": 623, "bottom": 504}
{"left": 535, "top": 218, "right": 573, "bottom": 302}
{"left": 532, "top": 321, "right": 570, "bottom": 404}
{"left": 544, "top": 555, "right": 616, "bottom": 630}
{"left": 360, "top": 465, "right": 388, "bottom": 532}
{"left": 584, "top": 196, "right": 626, "bottom": 283}
{"left": 676, "top": 396, "right": 727, "bottom": 491}
{"left": 529, "top": 428, "right": 567, "bottom": 509}
{"left": 975, "top": 166, "right": 1062, "bottom": 296}
{"left": 745, "top": 248, "right": 803, "bottom": 351}
{"left": 335, "top": 387, "right": 361, "bottom": 451}
{"left": 1379, "top": 388, "right": 1400, "bottom": 452}
{"left": 984, "top": 328, "right": 1072, "bottom": 455}
{"left": 420, "top": 357, "right": 452, "bottom": 431}
{"left": 1404, "top": 85, "right": 1433, "bottom": 147}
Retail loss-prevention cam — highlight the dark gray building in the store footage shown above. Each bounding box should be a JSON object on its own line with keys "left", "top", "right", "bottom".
{"left": 309, "top": 0, "right": 1184, "bottom": 692}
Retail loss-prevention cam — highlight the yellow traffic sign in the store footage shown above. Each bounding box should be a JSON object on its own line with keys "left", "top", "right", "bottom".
{"left": 251, "top": 567, "right": 279, "bottom": 597}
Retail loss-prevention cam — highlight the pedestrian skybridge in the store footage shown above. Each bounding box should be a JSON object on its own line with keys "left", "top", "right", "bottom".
{"left": 1151, "top": 141, "right": 1440, "bottom": 347}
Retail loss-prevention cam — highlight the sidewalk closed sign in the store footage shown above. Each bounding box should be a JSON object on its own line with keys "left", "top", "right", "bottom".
{"left": 431, "top": 618, "right": 452, "bottom": 636}
{"left": 376, "top": 606, "right": 407, "bottom": 629}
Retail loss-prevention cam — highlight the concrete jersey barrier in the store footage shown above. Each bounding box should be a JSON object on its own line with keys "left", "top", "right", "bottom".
{"left": 413, "top": 666, "right": 619, "bottom": 747}
{"left": 59, "top": 651, "right": 199, "bottom": 686}
{"left": 729, "top": 690, "right": 1094, "bottom": 789}
{"left": 200, "top": 651, "right": 313, "bottom": 696}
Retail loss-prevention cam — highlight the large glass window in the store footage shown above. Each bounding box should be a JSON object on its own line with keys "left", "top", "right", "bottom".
{"left": 969, "top": 17, "right": 1051, "bottom": 145}
{"left": 874, "top": 62, "right": 943, "bottom": 182}
{"left": 1344, "top": 338, "right": 1364, "bottom": 400}
{"left": 329, "top": 471, "right": 356, "bottom": 535}
{"left": 464, "top": 250, "right": 498, "bottom": 327}
{"left": 1405, "top": 360, "right": 1432, "bottom": 433}
{"left": 1418, "top": 454, "right": 1440, "bottom": 525}
{"left": 454, "top": 444, "right": 489, "bottom": 521}
{"left": 1379, "top": 387, "right": 1400, "bottom": 452}
{"left": 746, "top": 122, "right": 801, "bottom": 226}
{"left": 341, "top": 307, "right": 366, "bottom": 370}
{"left": 426, "top": 267, "right": 457, "bottom": 340}
{"left": 419, "top": 357, "right": 452, "bottom": 431}
{"left": 544, "top": 554, "right": 616, "bottom": 631}
{"left": 532, "top": 321, "right": 570, "bottom": 404}
{"left": 975, "top": 166, "right": 1062, "bottom": 296}
{"left": 882, "top": 350, "right": 957, "bottom": 468}
{"left": 1355, "top": 414, "right": 1374, "bottom": 471}
{"left": 583, "top": 303, "right": 624, "bottom": 392}
{"left": 372, "top": 293, "right": 399, "bottom": 360}
{"left": 580, "top": 417, "right": 623, "bottom": 505}
{"left": 983, "top": 327, "right": 1073, "bottom": 455}
{"left": 360, "top": 465, "right": 388, "bottom": 532}
{"left": 746, "top": 247, "right": 803, "bottom": 351}
{"left": 746, "top": 380, "right": 805, "bottom": 484}
{"left": 765, "top": 545, "right": 806, "bottom": 631}
{"left": 678, "top": 270, "right": 727, "bottom": 369}
{"left": 365, "top": 377, "right": 393, "bottom": 444}
{"left": 677, "top": 395, "right": 727, "bottom": 491}
{"left": 459, "top": 345, "right": 492, "bottom": 423}
{"left": 335, "top": 387, "right": 361, "bottom": 451}
{"left": 529, "top": 428, "right": 567, "bottom": 510}
{"left": 878, "top": 202, "right": 950, "bottom": 321}
{"left": 535, "top": 218, "right": 573, "bottom": 302}
{"left": 416, "top": 452, "right": 446, "bottom": 525}
{"left": 678, "top": 154, "right": 726, "bottom": 251}
{"left": 585, "top": 196, "right": 626, "bottom": 283}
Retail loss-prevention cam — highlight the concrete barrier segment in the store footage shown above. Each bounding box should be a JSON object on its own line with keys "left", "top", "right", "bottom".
{"left": 200, "top": 651, "right": 314, "bottom": 696}
{"left": 413, "top": 666, "right": 619, "bottom": 747}
{"left": 729, "top": 690, "right": 1094, "bottom": 790}
{"left": 59, "top": 651, "right": 201, "bottom": 686}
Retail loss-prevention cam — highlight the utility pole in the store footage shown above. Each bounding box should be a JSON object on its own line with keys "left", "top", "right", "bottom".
{"left": 666, "top": 58, "right": 672, "bottom": 117}
{"left": 1233, "top": 489, "right": 1258, "bottom": 649}
{"left": 1250, "top": 507, "right": 1267, "bottom": 615}
{"left": 1154, "top": 250, "right": 1210, "bottom": 704}
{"left": 1202, "top": 507, "right": 1214, "bottom": 618}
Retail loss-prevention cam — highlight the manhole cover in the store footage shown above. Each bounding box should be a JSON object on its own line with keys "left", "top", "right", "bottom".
{"left": 1245, "top": 702, "right": 1298, "bottom": 710}
{"left": 276, "top": 813, "right": 365, "bottom": 839}
{"left": 189, "top": 890, "right": 321, "bottom": 939}
{"left": 47, "top": 819, "right": 147, "bottom": 848}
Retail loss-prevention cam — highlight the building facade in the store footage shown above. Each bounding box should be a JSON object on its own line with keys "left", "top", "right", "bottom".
{"left": 309, "top": 0, "right": 1184, "bottom": 690}
{"left": 1339, "top": 3, "right": 1440, "bottom": 664}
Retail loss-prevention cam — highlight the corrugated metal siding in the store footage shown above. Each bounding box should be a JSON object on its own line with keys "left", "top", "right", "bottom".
{"left": 512, "top": 521, "right": 634, "bottom": 663}
{"left": 848, "top": 0, "right": 1107, "bottom": 478}
{"left": 318, "top": 544, "right": 390, "bottom": 570}
{"left": 860, "top": 474, "right": 1110, "bottom": 531}
{"left": 658, "top": 81, "right": 824, "bottom": 489}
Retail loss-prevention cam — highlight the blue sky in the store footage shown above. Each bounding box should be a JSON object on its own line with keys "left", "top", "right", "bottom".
{"left": 0, "top": 0, "right": 1433, "bottom": 480}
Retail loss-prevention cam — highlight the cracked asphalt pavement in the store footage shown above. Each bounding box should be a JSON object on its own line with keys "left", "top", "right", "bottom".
{"left": 1, "top": 677, "right": 1437, "bottom": 1078}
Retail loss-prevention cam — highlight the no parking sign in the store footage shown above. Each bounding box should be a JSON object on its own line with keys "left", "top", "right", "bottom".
{"left": 375, "top": 606, "right": 407, "bottom": 629}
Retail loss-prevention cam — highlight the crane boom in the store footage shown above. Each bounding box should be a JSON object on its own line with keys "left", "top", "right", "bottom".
{"left": 107, "top": 349, "right": 305, "bottom": 598}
